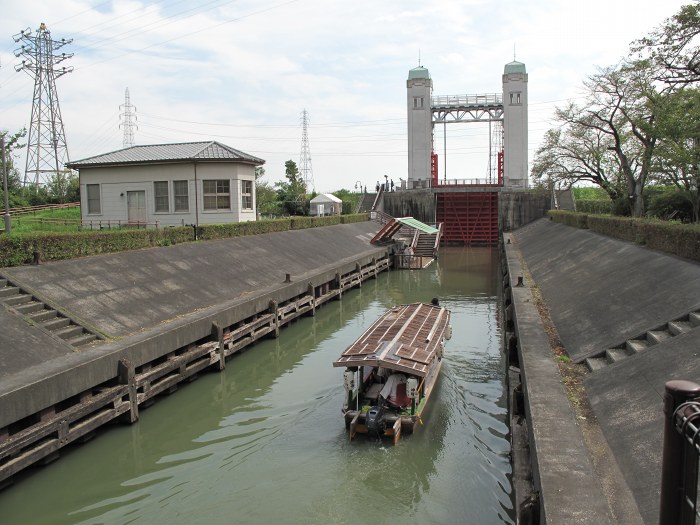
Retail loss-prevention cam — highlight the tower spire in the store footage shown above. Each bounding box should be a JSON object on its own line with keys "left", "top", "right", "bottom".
{"left": 14, "top": 23, "right": 73, "bottom": 188}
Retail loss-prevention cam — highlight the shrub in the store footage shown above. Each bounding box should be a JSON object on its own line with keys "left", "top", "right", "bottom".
{"left": 646, "top": 191, "right": 694, "bottom": 222}
{"left": 0, "top": 226, "right": 195, "bottom": 267}
{"left": 550, "top": 211, "right": 700, "bottom": 263}
{"left": 196, "top": 219, "right": 291, "bottom": 240}
{"left": 548, "top": 210, "right": 588, "bottom": 229}
{"left": 576, "top": 199, "right": 612, "bottom": 215}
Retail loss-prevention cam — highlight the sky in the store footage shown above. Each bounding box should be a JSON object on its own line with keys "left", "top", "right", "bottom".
{"left": 0, "top": 0, "right": 692, "bottom": 193}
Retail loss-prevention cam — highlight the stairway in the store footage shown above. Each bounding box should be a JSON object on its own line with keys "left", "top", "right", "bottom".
{"left": 585, "top": 310, "right": 700, "bottom": 372}
{"left": 0, "top": 277, "right": 101, "bottom": 348}
{"left": 356, "top": 192, "right": 377, "bottom": 214}
{"left": 413, "top": 231, "right": 439, "bottom": 258}
{"left": 436, "top": 191, "right": 499, "bottom": 245}
{"left": 553, "top": 188, "right": 575, "bottom": 211}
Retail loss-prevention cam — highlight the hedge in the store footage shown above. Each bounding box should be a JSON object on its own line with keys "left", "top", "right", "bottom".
{"left": 548, "top": 210, "right": 700, "bottom": 263}
{"left": 0, "top": 214, "right": 370, "bottom": 267}
{"left": 196, "top": 218, "right": 291, "bottom": 240}
{"left": 548, "top": 210, "right": 589, "bottom": 229}
{"left": 0, "top": 227, "right": 194, "bottom": 267}
{"left": 575, "top": 199, "right": 613, "bottom": 215}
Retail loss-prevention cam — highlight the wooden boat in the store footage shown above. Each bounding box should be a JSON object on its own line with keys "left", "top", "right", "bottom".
{"left": 333, "top": 302, "right": 451, "bottom": 444}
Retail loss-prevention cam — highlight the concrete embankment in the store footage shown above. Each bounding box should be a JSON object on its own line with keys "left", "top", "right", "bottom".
{"left": 504, "top": 218, "right": 700, "bottom": 524}
{"left": 0, "top": 221, "right": 390, "bottom": 486}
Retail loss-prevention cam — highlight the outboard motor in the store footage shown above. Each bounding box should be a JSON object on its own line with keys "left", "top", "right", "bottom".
{"left": 366, "top": 405, "right": 386, "bottom": 434}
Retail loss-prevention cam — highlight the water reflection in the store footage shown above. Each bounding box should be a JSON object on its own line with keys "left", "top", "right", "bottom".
{"left": 1, "top": 247, "right": 513, "bottom": 525}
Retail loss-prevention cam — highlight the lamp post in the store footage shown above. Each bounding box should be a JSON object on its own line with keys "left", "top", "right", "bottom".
{"left": 2, "top": 136, "right": 11, "bottom": 234}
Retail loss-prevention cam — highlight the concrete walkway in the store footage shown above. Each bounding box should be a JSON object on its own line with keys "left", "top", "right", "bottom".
{"left": 512, "top": 218, "right": 700, "bottom": 525}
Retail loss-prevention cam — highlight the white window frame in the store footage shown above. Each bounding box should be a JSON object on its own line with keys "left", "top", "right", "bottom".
{"left": 203, "top": 179, "right": 231, "bottom": 211}
{"left": 86, "top": 184, "right": 101, "bottom": 214}
{"left": 173, "top": 180, "right": 189, "bottom": 212}
{"left": 241, "top": 180, "right": 253, "bottom": 210}
{"left": 154, "top": 181, "right": 169, "bottom": 213}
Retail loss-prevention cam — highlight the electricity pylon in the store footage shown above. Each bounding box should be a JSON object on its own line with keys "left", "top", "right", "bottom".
{"left": 14, "top": 23, "right": 73, "bottom": 188}
{"left": 299, "top": 109, "right": 315, "bottom": 195}
{"left": 120, "top": 87, "right": 137, "bottom": 148}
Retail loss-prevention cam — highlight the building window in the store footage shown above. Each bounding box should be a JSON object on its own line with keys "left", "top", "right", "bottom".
{"left": 203, "top": 179, "right": 230, "bottom": 210}
{"left": 173, "top": 180, "right": 189, "bottom": 212}
{"left": 154, "top": 181, "right": 169, "bottom": 212}
{"left": 413, "top": 96, "right": 424, "bottom": 109}
{"left": 510, "top": 92, "right": 521, "bottom": 105}
{"left": 241, "top": 180, "right": 253, "bottom": 210}
{"left": 86, "top": 184, "right": 101, "bottom": 214}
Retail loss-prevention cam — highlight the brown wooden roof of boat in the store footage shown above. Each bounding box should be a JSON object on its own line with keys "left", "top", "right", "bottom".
{"left": 333, "top": 302, "right": 450, "bottom": 377}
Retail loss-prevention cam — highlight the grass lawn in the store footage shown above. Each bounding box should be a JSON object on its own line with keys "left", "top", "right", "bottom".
{"left": 7, "top": 206, "right": 82, "bottom": 234}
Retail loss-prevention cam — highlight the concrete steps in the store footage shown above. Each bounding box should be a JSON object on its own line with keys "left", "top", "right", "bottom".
{"left": 413, "top": 232, "right": 438, "bottom": 257}
{"left": 586, "top": 309, "right": 700, "bottom": 372}
{"left": 0, "top": 277, "right": 101, "bottom": 349}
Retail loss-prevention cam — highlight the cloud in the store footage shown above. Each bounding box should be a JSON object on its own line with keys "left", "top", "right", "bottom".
{"left": 0, "top": 0, "right": 690, "bottom": 190}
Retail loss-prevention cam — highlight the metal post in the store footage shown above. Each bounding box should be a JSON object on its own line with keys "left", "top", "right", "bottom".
{"left": 659, "top": 380, "right": 700, "bottom": 525}
{"left": 2, "top": 136, "right": 11, "bottom": 234}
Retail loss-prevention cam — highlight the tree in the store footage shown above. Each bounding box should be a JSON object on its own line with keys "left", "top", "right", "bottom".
{"left": 255, "top": 180, "right": 281, "bottom": 217}
{"left": 653, "top": 88, "right": 700, "bottom": 221}
{"left": 46, "top": 170, "right": 79, "bottom": 204}
{"left": 633, "top": 3, "right": 700, "bottom": 87}
{"left": 531, "top": 114, "right": 626, "bottom": 206}
{"left": 275, "top": 160, "right": 307, "bottom": 215}
{"left": 0, "top": 129, "right": 28, "bottom": 207}
{"left": 532, "top": 63, "right": 661, "bottom": 217}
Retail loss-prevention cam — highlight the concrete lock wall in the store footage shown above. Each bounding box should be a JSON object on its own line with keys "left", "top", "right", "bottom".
{"left": 382, "top": 189, "right": 550, "bottom": 231}
{"left": 499, "top": 192, "right": 550, "bottom": 231}
{"left": 382, "top": 190, "right": 436, "bottom": 223}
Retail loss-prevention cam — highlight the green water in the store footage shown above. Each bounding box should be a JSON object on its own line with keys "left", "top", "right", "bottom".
{"left": 0, "top": 247, "right": 513, "bottom": 525}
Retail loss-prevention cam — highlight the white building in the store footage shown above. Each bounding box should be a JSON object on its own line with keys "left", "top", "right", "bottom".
{"left": 502, "top": 61, "right": 529, "bottom": 189}
{"left": 310, "top": 193, "right": 342, "bottom": 216}
{"left": 67, "top": 141, "right": 265, "bottom": 227}
{"left": 406, "top": 66, "right": 433, "bottom": 186}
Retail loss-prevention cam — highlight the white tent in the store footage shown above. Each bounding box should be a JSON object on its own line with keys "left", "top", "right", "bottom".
{"left": 310, "top": 193, "right": 342, "bottom": 216}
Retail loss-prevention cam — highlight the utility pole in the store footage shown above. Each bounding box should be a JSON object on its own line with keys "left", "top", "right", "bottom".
{"left": 2, "top": 136, "right": 10, "bottom": 234}
{"left": 299, "top": 109, "right": 315, "bottom": 195}
{"left": 14, "top": 23, "right": 73, "bottom": 188}
{"left": 120, "top": 87, "right": 137, "bottom": 148}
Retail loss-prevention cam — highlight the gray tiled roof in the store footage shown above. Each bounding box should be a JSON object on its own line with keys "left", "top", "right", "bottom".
{"left": 67, "top": 141, "right": 265, "bottom": 168}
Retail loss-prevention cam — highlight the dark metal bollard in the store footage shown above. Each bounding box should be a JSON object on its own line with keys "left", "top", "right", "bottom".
{"left": 32, "top": 250, "right": 41, "bottom": 265}
{"left": 659, "top": 380, "right": 700, "bottom": 525}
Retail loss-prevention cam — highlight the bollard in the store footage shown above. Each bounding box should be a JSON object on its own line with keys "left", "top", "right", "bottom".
{"left": 32, "top": 250, "right": 42, "bottom": 265}
{"left": 659, "top": 380, "right": 700, "bottom": 525}
{"left": 284, "top": 273, "right": 291, "bottom": 283}
{"left": 516, "top": 275, "right": 524, "bottom": 287}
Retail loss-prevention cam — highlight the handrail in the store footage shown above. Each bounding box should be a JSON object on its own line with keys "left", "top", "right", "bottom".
{"left": 8, "top": 202, "right": 80, "bottom": 216}
{"left": 659, "top": 380, "right": 700, "bottom": 525}
{"left": 15, "top": 216, "right": 161, "bottom": 229}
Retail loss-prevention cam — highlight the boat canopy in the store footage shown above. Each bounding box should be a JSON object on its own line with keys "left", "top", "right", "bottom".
{"left": 333, "top": 303, "right": 450, "bottom": 377}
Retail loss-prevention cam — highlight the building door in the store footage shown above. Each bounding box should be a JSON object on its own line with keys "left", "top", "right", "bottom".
{"left": 317, "top": 203, "right": 324, "bottom": 216}
{"left": 127, "top": 190, "right": 147, "bottom": 224}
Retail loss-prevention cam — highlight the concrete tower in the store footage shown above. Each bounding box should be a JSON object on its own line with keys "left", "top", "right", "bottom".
{"left": 407, "top": 66, "right": 433, "bottom": 186}
{"left": 502, "top": 61, "right": 528, "bottom": 189}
